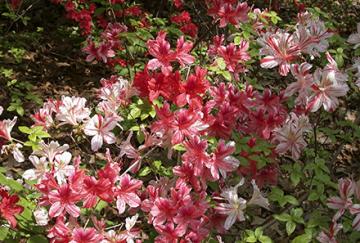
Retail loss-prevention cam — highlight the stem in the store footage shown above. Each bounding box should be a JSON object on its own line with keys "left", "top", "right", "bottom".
{"left": 119, "top": 145, "right": 157, "bottom": 177}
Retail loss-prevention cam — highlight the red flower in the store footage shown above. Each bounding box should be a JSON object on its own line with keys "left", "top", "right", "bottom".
{"left": 82, "top": 176, "right": 113, "bottom": 208}
{"left": 0, "top": 188, "right": 24, "bottom": 228}
{"left": 147, "top": 32, "right": 176, "bottom": 76}
{"left": 115, "top": 174, "right": 143, "bottom": 214}
{"left": 48, "top": 183, "right": 82, "bottom": 218}
{"left": 217, "top": 42, "right": 250, "bottom": 72}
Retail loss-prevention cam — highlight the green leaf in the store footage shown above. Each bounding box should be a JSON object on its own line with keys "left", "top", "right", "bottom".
{"left": 0, "top": 173, "right": 23, "bottom": 192}
{"left": 129, "top": 107, "right": 141, "bottom": 119}
{"left": 95, "top": 200, "right": 108, "bottom": 212}
{"left": 138, "top": 166, "right": 151, "bottom": 177}
{"left": 27, "top": 235, "right": 48, "bottom": 243}
{"left": 286, "top": 221, "right": 296, "bottom": 236}
{"left": 291, "top": 231, "right": 312, "bottom": 243}
{"left": 0, "top": 226, "right": 9, "bottom": 241}
{"left": 216, "top": 58, "right": 226, "bottom": 70}
{"left": 259, "top": 235, "right": 273, "bottom": 243}
{"left": 274, "top": 213, "right": 292, "bottom": 222}
{"left": 254, "top": 227, "right": 263, "bottom": 238}
{"left": 18, "top": 126, "right": 32, "bottom": 134}
{"left": 285, "top": 195, "right": 299, "bottom": 205}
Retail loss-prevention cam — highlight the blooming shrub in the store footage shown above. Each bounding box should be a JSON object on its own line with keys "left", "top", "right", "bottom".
{"left": 1, "top": 0, "right": 360, "bottom": 242}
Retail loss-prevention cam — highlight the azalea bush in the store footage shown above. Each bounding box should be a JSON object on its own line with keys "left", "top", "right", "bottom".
{"left": 1, "top": 0, "right": 360, "bottom": 242}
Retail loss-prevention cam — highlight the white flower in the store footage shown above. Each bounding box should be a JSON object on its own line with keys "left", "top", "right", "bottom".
{"left": 0, "top": 106, "right": 3, "bottom": 116}
{"left": 84, "top": 115, "right": 119, "bottom": 151}
{"left": 34, "top": 208, "right": 49, "bottom": 226}
{"left": 215, "top": 179, "right": 247, "bottom": 230}
{"left": 348, "top": 23, "right": 360, "bottom": 49}
{"left": 308, "top": 68, "right": 349, "bottom": 112}
{"left": 34, "top": 141, "right": 69, "bottom": 163}
{"left": 54, "top": 152, "right": 74, "bottom": 184}
{"left": 247, "top": 180, "right": 270, "bottom": 209}
{"left": 13, "top": 143, "right": 24, "bottom": 162}
{"left": 1, "top": 142, "right": 24, "bottom": 163}
{"left": 56, "top": 96, "right": 90, "bottom": 126}
{"left": 23, "top": 155, "right": 48, "bottom": 181}
{"left": 0, "top": 117, "right": 17, "bottom": 141}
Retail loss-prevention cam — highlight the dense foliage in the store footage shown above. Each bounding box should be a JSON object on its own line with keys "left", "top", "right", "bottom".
{"left": 1, "top": 0, "right": 360, "bottom": 242}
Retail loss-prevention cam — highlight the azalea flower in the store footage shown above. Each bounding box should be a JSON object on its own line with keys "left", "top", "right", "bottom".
{"left": 84, "top": 114, "right": 119, "bottom": 151}
{"left": 0, "top": 187, "right": 24, "bottom": 228}
{"left": 307, "top": 68, "right": 349, "bottom": 112}
{"left": 34, "top": 207, "right": 49, "bottom": 226}
{"left": 70, "top": 227, "right": 103, "bottom": 243}
{"left": 215, "top": 179, "right": 247, "bottom": 230}
{"left": 56, "top": 96, "right": 90, "bottom": 126}
{"left": 208, "top": 1, "right": 249, "bottom": 28}
{"left": 348, "top": 23, "right": 360, "bottom": 49}
{"left": 147, "top": 31, "right": 176, "bottom": 75}
{"left": 206, "top": 140, "right": 239, "bottom": 180}
{"left": 82, "top": 176, "right": 113, "bottom": 208}
{"left": 83, "top": 41, "right": 115, "bottom": 63}
{"left": 217, "top": 41, "right": 250, "bottom": 72}
{"left": 34, "top": 141, "right": 69, "bottom": 163}
{"left": 115, "top": 174, "right": 143, "bottom": 214}
{"left": 273, "top": 113, "right": 310, "bottom": 159}
{"left": 0, "top": 116, "right": 17, "bottom": 141}
{"left": 327, "top": 178, "right": 355, "bottom": 221}
{"left": 175, "top": 36, "right": 195, "bottom": 67}
{"left": 285, "top": 62, "right": 313, "bottom": 105}
{"left": 258, "top": 31, "right": 301, "bottom": 76}
{"left": 54, "top": 152, "right": 75, "bottom": 184}
{"left": 317, "top": 222, "right": 342, "bottom": 243}
{"left": 117, "top": 214, "right": 141, "bottom": 242}
{"left": 48, "top": 183, "right": 82, "bottom": 218}
{"left": 22, "top": 155, "right": 49, "bottom": 181}
{"left": 247, "top": 180, "right": 270, "bottom": 209}
{"left": 155, "top": 222, "right": 187, "bottom": 243}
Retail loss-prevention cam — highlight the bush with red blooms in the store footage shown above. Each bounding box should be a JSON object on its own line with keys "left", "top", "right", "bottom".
{"left": 1, "top": 0, "right": 360, "bottom": 242}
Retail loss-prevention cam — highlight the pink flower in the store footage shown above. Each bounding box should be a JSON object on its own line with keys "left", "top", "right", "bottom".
{"left": 0, "top": 117, "right": 17, "bottom": 141}
{"left": 273, "top": 113, "right": 310, "bottom": 159}
{"left": 317, "top": 222, "right": 342, "bottom": 243}
{"left": 182, "top": 136, "right": 210, "bottom": 176}
{"left": 83, "top": 41, "right": 115, "bottom": 63}
{"left": 215, "top": 180, "right": 247, "bottom": 230}
{"left": 155, "top": 222, "right": 186, "bottom": 243}
{"left": 307, "top": 68, "right": 349, "bottom": 112}
{"left": 175, "top": 36, "right": 195, "bottom": 66}
{"left": 217, "top": 41, "right": 250, "bottom": 72}
{"left": 208, "top": 1, "right": 249, "bottom": 28}
{"left": 170, "top": 109, "right": 208, "bottom": 145}
{"left": 115, "top": 174, "right": 143, "bottom": 214}
{"left": 0, "top": 188, "right": 24, "bottom": 228}
{"left": 70, "top": 227, "right": 103, "bottom": 243}
{"left": 147, "top": 31, "right": 176, "bottom": 76}
{"left": 56, "top": 96, "right": 90, "bottom": 126}
{"left": 285, "top": 62, "right": 313, "bottom": 105}
{"left": 258, "top": 31, "right": 301, "bottom": 76}
{"left": 34, "top": 141, "right": 69, "bottom": 163}
{"left": 22, "top": 155, "right": 49, "bottom": 181}
{"left": 84, "top": 114, "right": 118, "bottom": 151}
{"left": 206, "top": 140, "right": 239, "bottom": 180}
{"left": 82, "top": 176, "right": 113, "bottom": 208}
{"left": 327, "top": 178, "right": 355, "bottom": 221}
{"left": 48, "top": 183, "right": 82, "bottom": 218}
